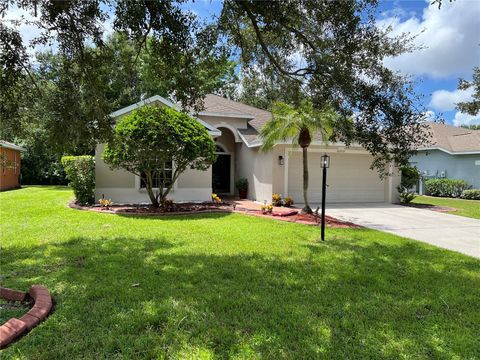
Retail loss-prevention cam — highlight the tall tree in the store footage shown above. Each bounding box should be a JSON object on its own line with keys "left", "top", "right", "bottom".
{"left": 0, "top": 0, "right": 234, "bottom": 149}
{"left": 260, "top": 100, "right": 337, "bottom": 213}
{"left": 220, "top": 0, "right": 429, "bottom": 175}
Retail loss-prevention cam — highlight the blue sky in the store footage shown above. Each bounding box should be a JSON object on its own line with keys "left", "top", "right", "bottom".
{"left": 5, "top": 0, "right": 480, "bottom": 126}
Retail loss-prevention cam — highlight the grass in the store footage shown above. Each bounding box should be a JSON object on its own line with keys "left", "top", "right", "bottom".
{"left": 412, "top": 195, "right": 480, "bottom": 219}
{"left": 1, "top": 186, "right": 479, "bottom": 359}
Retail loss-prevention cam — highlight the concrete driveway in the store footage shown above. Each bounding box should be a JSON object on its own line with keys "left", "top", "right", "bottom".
{"left": 322, "top": 203, "right": 480, "bottom": 258}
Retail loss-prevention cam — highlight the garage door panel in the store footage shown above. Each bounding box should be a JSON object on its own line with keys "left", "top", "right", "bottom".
{"left": 287, "top": 152, "right": 385, "bottom": 203}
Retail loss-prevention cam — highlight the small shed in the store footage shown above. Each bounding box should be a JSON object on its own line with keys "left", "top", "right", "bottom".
{"left": 0, "top": 140, "right": 26, "bottom": 191}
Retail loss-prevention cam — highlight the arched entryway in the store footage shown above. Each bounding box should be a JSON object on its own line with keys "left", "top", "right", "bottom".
{"left": 212, "top": 127, "right": 236, "bottom": 195}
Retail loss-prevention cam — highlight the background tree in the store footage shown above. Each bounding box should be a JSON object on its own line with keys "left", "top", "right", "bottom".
{"left": 220, "top": 0, "right": 430, "bottom": 175}
{"left": 457, "top": 66, "right": 480, "bottom": 116}
{"left": 1, "top": 0, "right": 434, "bottom": 182}
{"left": 235, "top": 65, "right": 305, "bottom": 110}
{"left": 103, "top": 106, "right": 216, "bottom": 207}
{"left": 260, "top": 100, "right": 337, "bottom": 213}
{"left": 0, "top": 1, "right": 235, "bottom": 156}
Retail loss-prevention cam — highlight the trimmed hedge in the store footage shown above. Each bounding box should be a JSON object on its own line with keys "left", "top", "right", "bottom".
{"left": 425, "top": 178, "right": 470, "bottom": 198}
{"left": 61, "top": 156, "right": 95, "bottom": 205}
{"left": 461, "top": 189, "right": 480, "bottom": 200}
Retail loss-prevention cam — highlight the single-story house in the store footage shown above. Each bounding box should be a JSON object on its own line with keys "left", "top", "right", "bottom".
{"left": 0, "top": 140, "right": 26, "bottom": 191}
{"left": 95, "top": 94, "right": 401, "bottom": 204}
{"left": 410, "top": 122, "right": 480, "bottom": 193}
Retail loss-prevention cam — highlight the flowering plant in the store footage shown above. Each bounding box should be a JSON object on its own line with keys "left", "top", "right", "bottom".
{"left": 284, "top": 197, "right": 294, "bottom": 207}
{"left": 272, "top": 193, "right": 282, "bottom": 206}
{"left": 212, "top": 193, "right": 222, "bottom": 203}
{"left": 261, "top": 204, "right": 274, "bottom": 214}
{"left": 99, "top": 198, "right": 112, "bottom": 209}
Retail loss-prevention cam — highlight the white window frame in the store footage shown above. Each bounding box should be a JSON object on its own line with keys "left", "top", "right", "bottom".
{"left": 136, "top": 161, "right": 177, "bottom": 193}
{"left": 14, "top": 152, "right": 17, "bottom": 175}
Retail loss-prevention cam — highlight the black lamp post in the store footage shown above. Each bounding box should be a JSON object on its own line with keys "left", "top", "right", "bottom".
{"left": 320, "top": 154, "right": 330, "bottom": 241}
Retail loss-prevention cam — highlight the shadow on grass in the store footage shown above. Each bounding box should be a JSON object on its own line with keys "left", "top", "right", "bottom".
{"left": 1, "top": 235, "right": 479, "bottom": 359}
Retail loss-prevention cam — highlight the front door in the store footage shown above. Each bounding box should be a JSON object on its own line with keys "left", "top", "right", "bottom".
{"left": 212, "top": 154, "right": 231, "bottom": 194}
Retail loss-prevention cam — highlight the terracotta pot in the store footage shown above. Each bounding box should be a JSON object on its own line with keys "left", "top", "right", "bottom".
{"left": 238, "top": 188, "right": 247, "bottom": 199}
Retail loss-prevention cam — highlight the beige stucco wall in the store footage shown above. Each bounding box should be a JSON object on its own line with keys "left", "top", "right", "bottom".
{"left": 214, "top": 127, "right": 236, "bottom": 153}
{"left": 271, "top": 145, "right": 287, "bottom": 195}
{"left": 236, "top": 143, "right": 273, "bottom": 203}
{"left": 95, "top": 143, "right": 135, "bottom": 188}
{"left": 198, "top": 115, "right": 248, "bottom": 131}
{"left": 177, "top": 166, "right": 212, "bottom": 189}
{"left": 95, "top": 143, "right": 212, "bottom": 203}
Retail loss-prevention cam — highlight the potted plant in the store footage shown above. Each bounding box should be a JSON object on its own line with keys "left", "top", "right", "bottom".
{"left": 235, "top": 178, "right": 248, "bottom": 199}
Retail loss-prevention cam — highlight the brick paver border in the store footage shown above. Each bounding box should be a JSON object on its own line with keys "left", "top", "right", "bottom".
{"left": 0, "top": 285, "right": 53, "bottom": 349}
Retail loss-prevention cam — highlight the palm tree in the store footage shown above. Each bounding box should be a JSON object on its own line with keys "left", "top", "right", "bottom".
{"left": 260, "top": 100, "right": 336, "bottom": 214}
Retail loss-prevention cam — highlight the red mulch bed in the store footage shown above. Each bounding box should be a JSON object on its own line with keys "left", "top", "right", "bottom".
{"left": 69, "top": 201, "right": 232, "bottom": 216}
{"left": 235, "top": 208, "right": 361, "bottom": 228}
{"left": 69, "top": 201, "right": 360, "bottom": 228}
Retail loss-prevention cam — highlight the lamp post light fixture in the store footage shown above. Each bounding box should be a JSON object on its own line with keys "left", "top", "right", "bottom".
{"left": 278, "top": 155, "right": 284, "bottom": 165}
{"left": 320, "top": 154, "right": 330, "bottom": 241}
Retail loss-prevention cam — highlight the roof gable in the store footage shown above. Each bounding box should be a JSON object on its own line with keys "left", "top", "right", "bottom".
{"left": 109, "top": 95, "right": 221, "bottom": 136}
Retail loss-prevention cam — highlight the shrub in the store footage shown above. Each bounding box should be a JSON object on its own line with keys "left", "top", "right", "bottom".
{"left": 425, "top": 178, "right": 470, "bottom": 198}
{"left": 99, "top": 198, "right": 112, "bottom": 209}
{"left": 399, "top": 191, "right": 416, "bottom": 204}
{"left": 261, "top": 204, "right": 274, "bottom": 214}
{"left": 160, "top": 199, "right": 175, "bottom": 212}
{"left": 272, "top": 193, "right": 282, "bottom": 206}
{"left": 397, "top": 165, "right": 420, "bottom": 203}
{"left": 284, "top": 197, "right": 294, "bottom": 207}
{"left": 61, "top": 156, "right": 95, "bottom": 205}
{"left": 461, "top": 189, "right": 480, "bottom": 200}
{"left": 235, "top": 178, "right": 248, "bottom": 190}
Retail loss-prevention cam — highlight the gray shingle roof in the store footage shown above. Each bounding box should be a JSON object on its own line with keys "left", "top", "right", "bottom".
{"left": 421, "top": 122, "right": 480, "bottom": 153}
{"left": 201, "top": 94, "right": 271, "bottom": 146}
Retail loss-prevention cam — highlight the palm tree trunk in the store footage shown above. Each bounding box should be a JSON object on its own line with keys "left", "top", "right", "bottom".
{"left": 302, "top": 146, "right": 312, "bottom": 214}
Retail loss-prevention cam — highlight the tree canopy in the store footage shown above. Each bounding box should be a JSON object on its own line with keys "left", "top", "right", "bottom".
{"left": 220, "top": 0, "right": 429, "bottom": 173}
{"left": 1, "top": 0, "right": 432, "bottom": 175}
{"left": 102, "top": 106, "right": 216, "bottom": 207}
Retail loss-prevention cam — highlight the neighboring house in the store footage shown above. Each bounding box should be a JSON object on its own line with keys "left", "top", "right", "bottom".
{"left": 96, "top": 94, "right": 401, "bottom": 204}
{"left": 410, "top": 122, "right": 480, "bottom": 193}
{"left": 0, "top": 140, "right": 26, "bottom": 191}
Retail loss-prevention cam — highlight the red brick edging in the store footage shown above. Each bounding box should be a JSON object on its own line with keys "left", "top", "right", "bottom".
{"left": 0, "top": 285, "right": 53, "bottom": 349}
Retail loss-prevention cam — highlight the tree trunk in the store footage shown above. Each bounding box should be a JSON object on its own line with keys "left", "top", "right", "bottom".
{"left": 145, "top": 172, "right": 159, "bottom": 207}
{"left": 302, "top": 146, "right": 312, "bottom": 214}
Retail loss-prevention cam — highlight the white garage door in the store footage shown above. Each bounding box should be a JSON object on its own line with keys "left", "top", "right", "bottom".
{"left": 287, "top": 152, "right": 385, "bottom": 203}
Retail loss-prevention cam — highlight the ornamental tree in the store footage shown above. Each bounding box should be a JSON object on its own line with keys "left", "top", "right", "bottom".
{"left": 102, "top": 106, "right": 216, "bottom": 207}
{"left": 260, "top": 100, "right": 337, "bottom": 213}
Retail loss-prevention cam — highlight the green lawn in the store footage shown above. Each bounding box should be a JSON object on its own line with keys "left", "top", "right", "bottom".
{"left": 412, "top": 195, "right": 480, "bottom": 219}
{"left": 1, "top": 187, "right": 479, "bottom": 359}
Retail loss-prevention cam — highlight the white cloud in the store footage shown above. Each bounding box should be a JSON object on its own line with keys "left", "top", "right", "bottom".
{"left": 425, "top": 110, "right": 436, "bottom": 120}
{"left": 453, "top": 111, "right": 480, "bottom": 126}
{"left": 429, "top": 87, "right": 475, "bottom": 111}
{"left": 378, "top": 0, "right": 480, "bottom": 78}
